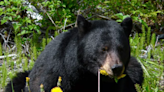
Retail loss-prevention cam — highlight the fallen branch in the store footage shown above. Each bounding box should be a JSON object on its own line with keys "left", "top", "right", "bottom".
{"left": 0, "top": 54, "right": 17, "bottom": 59}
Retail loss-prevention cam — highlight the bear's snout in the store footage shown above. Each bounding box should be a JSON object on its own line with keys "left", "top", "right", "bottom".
{"left": 101, "top": 52, "right": 125, "bottom": 77}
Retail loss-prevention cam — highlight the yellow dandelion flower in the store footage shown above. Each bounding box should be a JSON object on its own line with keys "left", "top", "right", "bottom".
{"left": 51, "top": 87, "right": 63, "bottom": 92}
{"left": 26, "top": 77, "right": 30, "bottom": 82}
{"left": 51, "top": 76, "right": 63, "bottom": 92}
{"left": 99, "top": 69, "right": 109, "bottom": 76}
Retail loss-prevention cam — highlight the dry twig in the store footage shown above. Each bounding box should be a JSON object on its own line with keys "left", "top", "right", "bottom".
{"left": 0, "top": 54, "right": 17, "bottom": 59}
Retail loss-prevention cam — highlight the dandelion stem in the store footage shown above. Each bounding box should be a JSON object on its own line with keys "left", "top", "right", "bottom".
{"left": 98, "top": 69, "right": 100, "bottom": 92}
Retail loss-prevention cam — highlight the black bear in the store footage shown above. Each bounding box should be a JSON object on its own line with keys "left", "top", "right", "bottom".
{"left": 5, "top": 15, "right": 143, "bottom": 92}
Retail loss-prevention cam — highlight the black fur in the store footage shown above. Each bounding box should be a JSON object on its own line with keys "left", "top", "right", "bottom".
{"left": 5, "top": 15, "right": 143, "bottom": 92}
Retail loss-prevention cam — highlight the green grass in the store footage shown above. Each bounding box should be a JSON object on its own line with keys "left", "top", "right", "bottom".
{"left": 0, "top": 27, "right": 164, "bottom": 92}
{"left": 130, "top": 26, "right": 164, "bottom": 92}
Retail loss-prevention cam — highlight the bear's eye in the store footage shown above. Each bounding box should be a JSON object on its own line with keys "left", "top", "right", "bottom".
{"left": 102, "top": 46, "right": 108, "bottom": 52}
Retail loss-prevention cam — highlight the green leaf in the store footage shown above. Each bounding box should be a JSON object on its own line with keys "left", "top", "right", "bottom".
{"left": 34, "top": 26, "right": 41, "bottom": 34}
{"left": 0, "top": 8, "right": 4, "bottom": 16}
{"left": 63, "top": 30, "right": 68, "bottom": 32}
{"left": 62, "top": 4, "right": 66, "bottom": 7}
{"left": 104, "top": 1, "right": 110, "bottom": 4}
{"left": 132, "top": 16, "right": 139, "bottom": 21}
{"left": 142, "top": 4, "right": 147, "bottom": 7}
{"left": 114, "top": 13, "right": 123, "bottom": 19}
{"left": 13, "top": 23, "right": 22, "bottom": 33}
{"left": 28, "top": 25, "right": 33, "bottom": 30}
{"left": 11, "top": 7, "right": 18, "bottom": 11}
{"left": 6, "top": 8, "right": 11, "bottom": 12}
{"left": 36, "top": 29, "right": 41, "bottom": 34}
{"left": 17, "top": 30, "right": 33, "bottom": 36}
{"left": 116, "top": 19, "right": 122, "bottom": 23}
{"left": 25, "top": 18, "right": 31, "bottom": 24}
{"left": 4, "top": 0, "right": 10, "bottom": 5}
{"left": 96, "top": 5, "right": 102, "bottom": 9}
{"left": 0, "top": 8, "right": 3, "bottom": 12}
{"left": 140, "top": 20, "right": 148, "bottom": 28}
{"left": 1, "top": 19, "right": 7, "bottom": 25}
{"left": 17, "top": 15, "right": 21, "bottom": 19}
{"left": 114, "top": 77, "right": 119, "bottom": 83}
{"left": 26, "top": 8, "right": 33, "bottom": 12}
{"left": 8, "top": 72, "right": 15, "bottom": 79}
{"left": 123, "top": 15, "right": 130, "bottom": 20}
{"left": 0, "top": 1, "right": 4, "bottom": 5}
{"left": 8, "top": 16, "right": 12, "bottom": 21}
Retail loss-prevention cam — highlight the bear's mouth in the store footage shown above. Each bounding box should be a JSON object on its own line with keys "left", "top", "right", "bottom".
{"left": 99, "top": 66, "right": 126, "bottom": 83}
{"left": 99, "top": 64, "right": 126, "bottom": 79}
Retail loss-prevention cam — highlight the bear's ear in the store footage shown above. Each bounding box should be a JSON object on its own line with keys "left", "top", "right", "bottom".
{"left": 121, "top": 17, "right": 133, "bottom": 37}
{"left": 77, "top": 15, "right": 91, "bottom": 37}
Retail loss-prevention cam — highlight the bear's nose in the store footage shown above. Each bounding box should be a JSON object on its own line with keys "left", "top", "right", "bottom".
{"left": 111, "top": 64, "right": 123, "bottom": 76}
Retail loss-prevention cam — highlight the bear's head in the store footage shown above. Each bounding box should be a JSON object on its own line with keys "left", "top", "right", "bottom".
{"left": 77, "top": 15, "right": 132, "bottom": 78}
